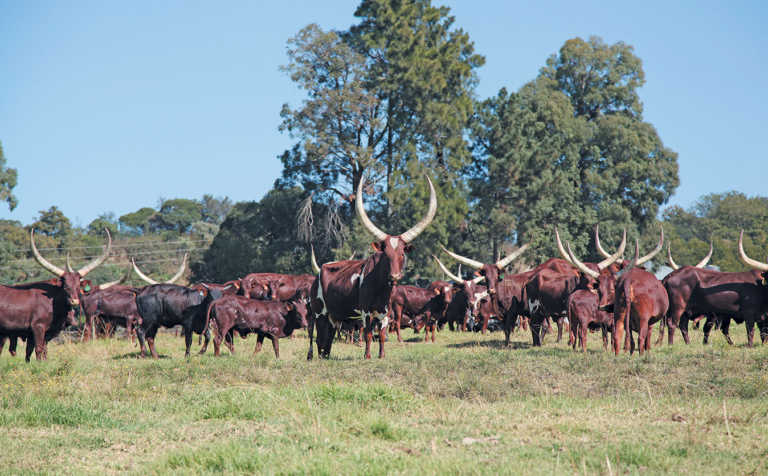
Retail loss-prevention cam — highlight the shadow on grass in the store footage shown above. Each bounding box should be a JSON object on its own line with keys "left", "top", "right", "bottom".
{"left": 446, "top": 339, "right": 531, "bottom": 350}
{"left": 111, "top": 352, "right": 171, "bottom": 360}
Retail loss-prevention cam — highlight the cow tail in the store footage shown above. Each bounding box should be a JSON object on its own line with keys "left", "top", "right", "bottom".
{"left": 204, "top": 300, "right": 216, "bottom": 337}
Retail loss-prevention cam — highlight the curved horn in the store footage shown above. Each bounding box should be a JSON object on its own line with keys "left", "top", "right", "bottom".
{"left": 30, "top": 229, "right": 65, "bottom": 277}
{"left": 441, "top": 246, "right": 483, "bottom": 270}
{"left": 355, "top": 176, "right": 388, "bottom": 242}
{"left": 555, "top": 227, "right": 574, "bottom": 265}
{"left": 597, "top": 229, "right": 626, "bottom": 270}
{"left": 400, "top": 176, "right": 438, "bottom": 244}
{"left": 349, "top": 252, "right": 355, "bottom": 260}
{"left": 594, "top": 224, "right": 613, "bottom": 260}
{"left": 695, "top": 241, "right": 713, "bottom": 268}
{"left": 565, "top": 242, "right": 599, "bottom": 279}
{"left": 433, "top": 255, "right": 462, "bottom": 282}
{"left": 131, "top": 258, "right": 158, "bottom": 285}
{"left": 630, "top": 238, "right": 640, "bottom": 269}
{"left": 77, "top": 228, "right": 113, "bottom": 277}
{"left": 738, "top": 230, "right": 768, "bottom": 271}
{"left": 98, "top": 267, "right": 131, "bottom": 290}
{"left": 165, "top": 253, "right": 188, "bottom": 284}
{"left": 636, "top": 226, "right": 663, "bottom": 266}
{"left": 667, "top": 244, "right": 680, "bottom": 271}
{"left": 496, "top": 243, "right": 530, "bottom": 270}
{"left": 66, "top": 253, "right": 74, "bottom": 273}
{"left": 310, "top": 245, "right": 321, "bottom": 274}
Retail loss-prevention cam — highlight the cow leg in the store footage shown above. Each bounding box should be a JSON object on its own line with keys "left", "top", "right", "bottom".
{"left": 378, "top": 325, "right": 386, "bottom": 359}
{"left": 612, "top": 312, "right": 625, "bottom": 356}
{"left": 0, "top": 336, "right": 4, "bottom": 355}
{"left": 702, "top": 315, "right": 715, "bottom": 344}
{"left": 395, "top": 308, "right": 403, "bottom": 343}
{"left": 430, "top": 324, "right": 436, "bottom": 343}
{"left": 8, "top": 337, "right": 17, "bottom": 356}
{"left": 270, "top": 336, "right": 279, "bottom": 359}
{"left": 255, "top": 334, "right": 265, "bottom": 354}
{"left": 601, "top": 325, "right": 609, "bottom": 351}
{"left": 720, "top": 317, "right": 734, "bottom": 345}
{"left": 32, "top": 325, "right": 46, "bottom": 361}
{"left": 364, "top": 323, "right": 373, "bottom": 360}
{"left": 746, "top": 318, "right": 756, "bottom": 347}
{"left": 503, "top": 317, "right": 512, "bottom": 347}
{"left": 555, "top": 317, "right": 563, "bottom": 343}
{"left": 580, "top": 322, "right": 588, "bottom": 353}
{"left": 146, "top": 329, "right": 160, "bottom": 359}
{"left": 136, "top": 327, "right": 147, "bottom": 357}
{"left": 25, "top": 336, "right": 34, "bottom": 362}
{"left": 198, "top": 328, "right": 210, "bottom": 355}
{"left": 183, "top": 327, "right": 194, "bottom": 358}
{"left": 678, "top": 315, "right": 691, "bottom": 345}
{"left": 306, "top": 314, "right": 315, "bottom": 360}
{"left": 530, "top": 316, "right": 543, "bottom": 347}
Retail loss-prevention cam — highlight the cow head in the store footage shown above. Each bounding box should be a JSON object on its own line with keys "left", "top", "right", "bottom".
{"left": 31, "top": 229, "right": 112, "bottom": 314}
{"left": 433, "top": 255, "right": 485, "bottom": 310}
{"left": 440, "top": 243, "right": 529, "bottom": 296}
{"left": 430, "top": 280, "right": 454, "bottom": 305}
{"left": 557, "top": 227, "right": 626, "bottom": 310}
{"left": 356, "top": 175, "right": 437, "bottom": 285}
{"left": 284, "top": 299, "right": 309, "bottom": 333}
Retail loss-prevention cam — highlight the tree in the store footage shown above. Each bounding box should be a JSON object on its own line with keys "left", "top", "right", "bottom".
{"left": 87, "top": 212, "right": 119, "bottom": 236}
{"left": 662, "top": 192, "right": 768, "bottom": 272}
{"left": 119, "top": 207, "right": 156, "bottom": 235}
{"left": 191, "top": 188, "right": 317, "bottom": 282}
{"left": 277, "top": 1, "right": 484, "bottom": 278}
{"left": 30, "top": 206, "right": 72, "bottom": 245}
{"left": 0, "top": 141, "right": 18, "bottom": 211}
{"left": 150, "top": 199, "right": 202, "bottom": 234}
{"left": 470, "top": 37, "right": 678, "bottom": 263}
{"left": 200, "top": 194, "right": 233, "bottom": 225}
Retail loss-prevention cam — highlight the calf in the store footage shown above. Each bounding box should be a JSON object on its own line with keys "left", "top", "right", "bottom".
{"left": 388, "top": 283, "right": 449, "bottom": 343}
{"left": 204, "top": 295, "right": 308, "bottom": 358}
{"left": 567, "top": 289, "right": 612, "bottom": 352}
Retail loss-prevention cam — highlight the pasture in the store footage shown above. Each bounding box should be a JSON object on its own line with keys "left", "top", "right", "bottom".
{"left": 1, "top": 327, "right": 767, "bottom": 475}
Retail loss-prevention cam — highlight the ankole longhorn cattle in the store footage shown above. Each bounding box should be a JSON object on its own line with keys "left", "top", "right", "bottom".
{"left": 433, "top": 255, "right": 488, "bottom": 332}
{"left": 655, "top": 241, "right": 716, "bottom": 345}
{"left": 523, "top": 226, "right": 633, "bottom": 346}
{"left": 0, "top": 229, "right": 111, "bottom": 361}
{"left": 308, "top": 174, "right": 437, "bottom": 360}
{"left": 439, "top": 243, "right": 529, "bottom": 335}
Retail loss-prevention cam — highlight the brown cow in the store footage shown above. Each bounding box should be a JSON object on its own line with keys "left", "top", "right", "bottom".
{"left": 309, "top": 174, "right": 437, "bottom": 360}
{"left": 612, "top": 241, "right": 670, "bottom": 355}
{"left": 387, "top": 282, "right": 452, "bottom": 343}
{"left": 0, "top": 229, "right": 111, "bottom": 361}
{"left": 204, "top": 294, "right": 308, "bottom": 358}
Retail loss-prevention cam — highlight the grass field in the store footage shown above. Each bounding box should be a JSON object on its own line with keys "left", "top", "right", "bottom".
{"left": 1, "top": 325, "right": 767, "bottom": 475}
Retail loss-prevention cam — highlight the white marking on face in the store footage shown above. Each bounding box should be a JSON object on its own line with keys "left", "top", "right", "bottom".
{"left": 389, "top": 238, "right": 399, "bottom": 249}
{"left": 351, "top": 273, "right": 361, "bottom": 284}
{"left": 528, "top": 299, "right": 541, "bottom": 314}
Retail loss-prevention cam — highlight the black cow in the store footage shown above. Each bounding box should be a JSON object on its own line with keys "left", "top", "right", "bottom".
{"left": 135, "top": 284, "right": 222, "bottom": 358}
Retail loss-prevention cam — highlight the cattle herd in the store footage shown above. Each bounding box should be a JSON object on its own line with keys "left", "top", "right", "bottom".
{"left": 2, "top": 174, "right": 768, "bottom": 362}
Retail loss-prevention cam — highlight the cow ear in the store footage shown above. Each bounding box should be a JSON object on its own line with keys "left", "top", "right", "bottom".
{"left": 434, "top": 288, "right": 441, "bottom": 295}
{"left": 404, "top": 243, "right": 413, "bottom": 253}
{"left": 371, "top": 241, "right": 382, "bottom": 252}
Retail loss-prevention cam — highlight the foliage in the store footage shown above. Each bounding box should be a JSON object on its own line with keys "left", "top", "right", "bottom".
{"left": 661, "top": 192, "right": 768, "bottom": 271}
{"left": 30, "top": 206, "right": 72, "bottom": 247}
{"left": 200, "top": 194, "right": 233, "bottom": 225}
{"left": 150, "top": 198, "right": 203, "bottom": 234}
{"left": 119, "top": 207, "right": 155, "bottom": 235}
{"left": 87, "top": 212, "right": 119, "bottom": 237}
{"left": 191, "top": 188, "right": 318, "bottom": 282}
{"left": 0, "top": 141, "right": 18, "bottom": 211}
{"left": 469, "top": 37, "right": 679, "bottom": 264}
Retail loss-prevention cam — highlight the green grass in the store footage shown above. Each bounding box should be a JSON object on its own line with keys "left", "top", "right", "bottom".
{"left": 1, "top": 325, "right": 767, "bottom": 475}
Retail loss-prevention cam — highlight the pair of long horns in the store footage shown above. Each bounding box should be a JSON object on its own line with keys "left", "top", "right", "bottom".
{"left": 738, "top": 230, "right": 768, "bottom": 272}
{"left": 440, "top": 243, "right": 530, "bottom": 272}
{"left": 557, "top": 226, "right": 626, "bottom": 272}
{"left": 132, "top": 253, "right": 188, "bottom": 285}
{"left": 594, "top": 225, "right": 663, "bottom": 267}
{"left": 32, "top": 228, "right": 112, "bottom": 278}
{"left": 356, "top": 175, "right": 437, "bottom": 244}
{"left": 432, "top": 255, "right": 483, "bottom": 285}
{"left": 667, "top": 242, "right": 713, "bottom": 270}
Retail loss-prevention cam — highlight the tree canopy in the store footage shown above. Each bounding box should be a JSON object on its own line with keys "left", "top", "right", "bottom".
{"left": 0, "top": 141, "right": 18, "bottom": 212}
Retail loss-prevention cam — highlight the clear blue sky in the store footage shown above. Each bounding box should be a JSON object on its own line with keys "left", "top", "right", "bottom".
{"left": 1, "top": 0, "right": 766, "bottom": 227}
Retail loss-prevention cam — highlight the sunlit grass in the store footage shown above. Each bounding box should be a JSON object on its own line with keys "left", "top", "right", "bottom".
{"left": 1, "top": 325, "right": 767, "bottom": 474}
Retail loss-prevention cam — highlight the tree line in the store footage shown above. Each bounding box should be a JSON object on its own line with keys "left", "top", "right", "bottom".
{"left": 1, "top": 0, "right": 765, "bottom": 285}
